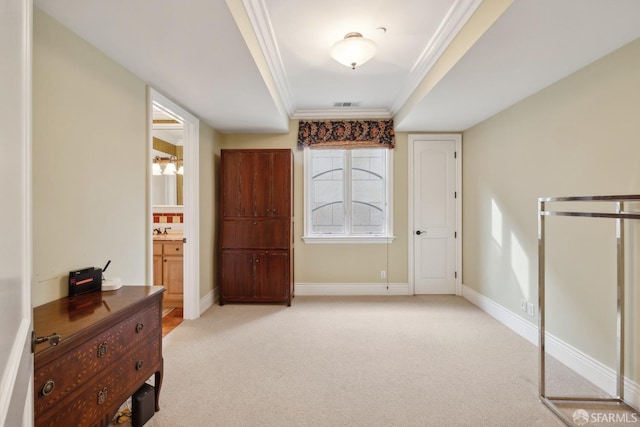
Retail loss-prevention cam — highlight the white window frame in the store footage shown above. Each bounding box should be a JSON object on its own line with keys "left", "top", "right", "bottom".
{"left": 303, "top": 147, "right": 395, "bottom": 244}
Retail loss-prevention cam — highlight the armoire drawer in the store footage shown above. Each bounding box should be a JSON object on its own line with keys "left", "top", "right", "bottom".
{"left": 221, "top": 219, "right": 289, "bottom": 249}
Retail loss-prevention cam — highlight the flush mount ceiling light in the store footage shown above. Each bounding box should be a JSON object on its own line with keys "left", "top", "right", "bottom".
{"left": 330, "top": 32, "right": 376, "bottom": 70}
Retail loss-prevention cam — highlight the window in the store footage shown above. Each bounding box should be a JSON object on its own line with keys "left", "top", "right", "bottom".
{"left": 303, "top": 148, "right": 394, "bottom": 243}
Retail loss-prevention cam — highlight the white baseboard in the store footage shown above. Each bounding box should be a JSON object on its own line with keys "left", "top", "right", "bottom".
{"left": 295, "top": 282, "right": 410, "bottom": 296}
{"left": 462, "top": 284, "right": 640, "bottom": 408}
{"left": 461, "top": 284, "right": 538, "bottom": 345}
{"left": 199, "top": 289, "right": 215, "bottom": 315}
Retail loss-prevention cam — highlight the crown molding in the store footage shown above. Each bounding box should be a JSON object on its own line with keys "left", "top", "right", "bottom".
{"left": 390, "top": 0, "right": 483, "bottom": 115}
{"left": 243, "top": 0, "right": 296, "bottom": 116}
{"left": 291, "top": 108, "right": 392, "bottom": 120}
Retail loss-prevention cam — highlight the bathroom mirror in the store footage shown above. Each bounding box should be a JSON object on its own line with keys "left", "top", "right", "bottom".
{"left": 152, "top": 142, "right": 183, "bottom": 206}
{"left": 152, "top": 107, "right": 184, "bottom": 206}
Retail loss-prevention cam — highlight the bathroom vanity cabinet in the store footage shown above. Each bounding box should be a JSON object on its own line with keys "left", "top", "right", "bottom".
{"left": 153, "top": 240, "right": 184, "bottom": 307}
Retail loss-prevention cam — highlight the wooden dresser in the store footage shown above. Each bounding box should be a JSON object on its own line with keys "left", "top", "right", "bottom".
{"left": 33, "top": 286, "right": 164, "bottom": 427}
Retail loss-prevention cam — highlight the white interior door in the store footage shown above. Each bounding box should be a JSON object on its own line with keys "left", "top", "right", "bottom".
{"left": 411, "top": 135, "right": 459, "bottom": 294}
{"left": 0, "top": 1, "right": 34, "bottom": 425}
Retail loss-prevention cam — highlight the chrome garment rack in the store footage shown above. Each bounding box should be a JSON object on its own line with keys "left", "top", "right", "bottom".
{"left": 538, "top": 195, "right": 640, "bottom": 425}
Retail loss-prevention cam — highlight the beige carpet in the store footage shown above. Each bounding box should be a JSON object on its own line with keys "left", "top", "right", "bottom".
{"left": 143, "top": 295, "right": 613, "bottom": 426}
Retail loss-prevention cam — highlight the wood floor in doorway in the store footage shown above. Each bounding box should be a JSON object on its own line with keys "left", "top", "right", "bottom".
{"left": 162, "top": 307, "right": 183, "bottom": 337}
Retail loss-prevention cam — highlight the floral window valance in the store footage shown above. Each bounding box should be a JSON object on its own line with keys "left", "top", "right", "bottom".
{"left": 297, "top": 119, "right": 395, "bottom": 149}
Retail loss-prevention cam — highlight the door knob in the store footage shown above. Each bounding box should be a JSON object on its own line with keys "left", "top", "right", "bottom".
{"left": 416, "top": 230, "right": 426, "bottom": 235}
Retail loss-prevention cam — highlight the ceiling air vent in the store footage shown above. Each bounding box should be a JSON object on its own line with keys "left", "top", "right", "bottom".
{"left": 333, "top": 102, "right": 360, "bottom": 108}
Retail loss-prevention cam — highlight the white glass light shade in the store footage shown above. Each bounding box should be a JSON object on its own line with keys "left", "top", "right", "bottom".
{"left": 163, "top": 162, "right": 177, "bottom": 175}
{"left": 177, "top": 165, "right": 184, "bottom": 175}
{"left": 152, "top": 162, "right": 162, "bottom": 176}
{"left": 330, "top": 32, "right": 376, "bottom": 70}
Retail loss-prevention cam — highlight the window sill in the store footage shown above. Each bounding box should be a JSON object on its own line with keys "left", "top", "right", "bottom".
{"left": 302, "top": 235, "right": 396, "bottom": 244}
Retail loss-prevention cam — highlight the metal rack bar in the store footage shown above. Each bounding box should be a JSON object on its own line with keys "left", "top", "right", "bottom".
{"left": 538, "top": 195, "right": 640, "bottom": 426}
{"left": 539, "top": 194, "right": 640, "bottom": 203}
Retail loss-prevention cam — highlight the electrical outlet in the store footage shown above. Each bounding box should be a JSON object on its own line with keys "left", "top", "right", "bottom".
{"left": 380, "top": 270, "right": 386, "bottom": 279}
{"left": 527, "top": 303, "right": 535, "bottom": 317}
{"left": 520, "top": 299, "right": 527, "bottom": 312}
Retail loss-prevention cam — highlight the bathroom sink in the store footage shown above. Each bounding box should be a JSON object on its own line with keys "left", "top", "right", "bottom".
{"left": 153, "top": 234, "right": 184, "bottom": 241}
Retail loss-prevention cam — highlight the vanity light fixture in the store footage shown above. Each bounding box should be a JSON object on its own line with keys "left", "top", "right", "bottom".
{"left": 163, "top": 161, "right": 177, "bottom": 175}
{"left": 152, "top": 162, "right": 162, "bottom": 176}
{"left": 152, "top": 155, "right": 182, "bottom": 175}
{"left": 330, "top": 32, "right": 376, "bottom": 70}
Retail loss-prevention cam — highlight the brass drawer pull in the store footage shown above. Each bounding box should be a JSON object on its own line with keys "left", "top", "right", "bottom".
{"left": 40, "top": 380, "right": 55, "bottom": 397}
{"left": 98, "top": 341, "right": 107, "bottom": 358}
{"left": 97, "top": 387, "right": 107, "bottom": 405}
{"left": 135, "top": 360, "right": 144, "bottom": 371}
{"left": 97, "top": 342, "right": 108, "bottom": 358}
{"left": 135, "top": 323, "right": 144, "bottom": 333}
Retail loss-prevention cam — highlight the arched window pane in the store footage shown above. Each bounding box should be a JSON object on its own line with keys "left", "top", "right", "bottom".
{"left": 306, "top": 148, "right": 391, "bottom": 238}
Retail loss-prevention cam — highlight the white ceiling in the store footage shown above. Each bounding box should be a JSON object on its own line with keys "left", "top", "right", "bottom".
{"left": 34, "top": 0, "right": 640, "bottom": 134}
{"left": 153, "top": 106, "right": 184, "bottom": 146}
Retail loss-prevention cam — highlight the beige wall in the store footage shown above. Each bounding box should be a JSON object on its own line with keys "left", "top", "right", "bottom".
{"left": 33, "top": 8, "right": 148, "bottom": 306}
{"left": 462, "top": 37, "right": 640, "bottom": 379}
{"left": 221, "top": 126, "right": 409, "bottom": 286}
{"left": 33, "top": 8, "right": 221, "bottom": 307}
{"left": 199, "top": 123, "right": 222, "bottom": 300}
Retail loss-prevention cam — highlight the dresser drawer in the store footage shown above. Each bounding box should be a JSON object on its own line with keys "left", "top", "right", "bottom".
{"left": 34, "top": 300, "right": 161, "bottom": 416}
{"left": 36, "top": 337, "right": 161, "bottom": 427}
{"left": 111, "top": 297, "right": 161, "bottom": 350}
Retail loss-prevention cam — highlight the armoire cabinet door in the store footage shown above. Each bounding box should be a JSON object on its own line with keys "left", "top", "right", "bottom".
{"left": 221, "top": 251, "right": 254, "bottom": 299}
{"left": 254, "top": 251, "right": 289, "bottom": 299}
{"left": 221, "top": 151, "right": 254, "bottom": 218}
{"left": 269, "top": 151, "right": 292, "bottom": 218}
{"left": 253, "top": 152, "right": 272, "bottom": 217}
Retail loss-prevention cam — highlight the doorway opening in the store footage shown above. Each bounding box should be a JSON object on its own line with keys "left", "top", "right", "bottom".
{"left": 149, "top": 89, "right": 200, "bottom": 319}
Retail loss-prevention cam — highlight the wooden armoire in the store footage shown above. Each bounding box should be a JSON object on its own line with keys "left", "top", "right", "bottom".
{"left": 219, "top": 149, "right": 293, "bottom": 306}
